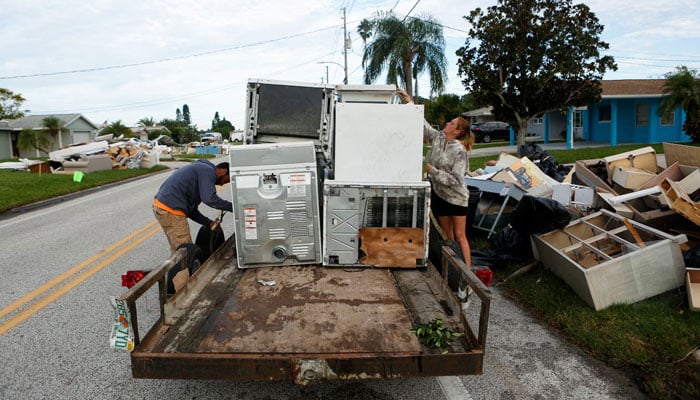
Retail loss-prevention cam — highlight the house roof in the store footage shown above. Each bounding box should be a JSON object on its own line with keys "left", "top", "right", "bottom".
{"left": 601, "top": 79, "right": 666, "bottom": 98}
{"left": 0, "top": 113, "right": 98, "bottom": 130}
{"left": 129, "top": 125, "right": 171, "bottom": 134}
{"left": 462, "top": 106, "right": 493, "bottom": 117}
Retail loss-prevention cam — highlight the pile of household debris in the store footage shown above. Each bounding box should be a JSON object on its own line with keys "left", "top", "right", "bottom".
{"left": 468, "top": 141, "right": 699, "bottom": 312}
{"left": 0, "top": 136, "right": 174, "bottom": 174}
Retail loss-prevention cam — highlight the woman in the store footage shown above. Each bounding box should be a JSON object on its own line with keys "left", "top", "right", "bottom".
{"left": 397, "top": 88, "right": 473, "bottom": 266}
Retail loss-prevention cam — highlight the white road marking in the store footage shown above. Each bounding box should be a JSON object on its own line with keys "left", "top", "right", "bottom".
{"left": 437, "top": 376, "right": 474, "bottom": 400}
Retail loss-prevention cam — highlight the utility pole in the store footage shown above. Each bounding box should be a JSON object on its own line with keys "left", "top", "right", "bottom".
{"left": 342, "top": 7, "right": 349, "bottom": 84}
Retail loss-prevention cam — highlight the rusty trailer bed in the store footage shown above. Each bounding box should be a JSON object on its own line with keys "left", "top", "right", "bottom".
{"left": 119, "top": 236, "right": 491, "bottom": 385}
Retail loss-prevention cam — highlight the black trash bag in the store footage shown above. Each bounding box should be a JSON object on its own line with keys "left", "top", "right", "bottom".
{"left": 518, "top": 143, "right": 545, "bottom": 160}
{"left": 490, "top": 225, "right": 532, "bottom": 260}
{"left": 471, "top": 248, "right": 519, "bottom": 270}
{"left": 166, "top": 243, "right": 203, "bottom": 295}
{"left": 683, "top": 245, "right": 700, "bottom": 269}
{"left": 195, "top": 224, "right": 225, "bottom": 261}
{"left": 509, "top": 195, "right": 572, "bottom": 235}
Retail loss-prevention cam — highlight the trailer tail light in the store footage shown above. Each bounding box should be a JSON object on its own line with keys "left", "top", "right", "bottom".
{"left": 121, "top": 270, "right": 149, "bottom": 288}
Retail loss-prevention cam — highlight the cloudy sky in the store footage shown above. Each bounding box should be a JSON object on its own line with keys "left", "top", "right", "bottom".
{"left": 1, "top": 0, "right": 699, "bottom": 130}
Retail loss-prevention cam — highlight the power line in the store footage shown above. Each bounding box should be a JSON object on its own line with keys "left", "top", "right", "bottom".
{"left": 0, "top": 24, "right": 341, "bottom": 80}
{"left": 401, "top": 0, "right": 422, "bottom": 22}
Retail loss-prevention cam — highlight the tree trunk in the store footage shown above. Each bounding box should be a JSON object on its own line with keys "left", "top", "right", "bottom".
{"left": 516, "top": 125, "right": 528, "bottom": 146}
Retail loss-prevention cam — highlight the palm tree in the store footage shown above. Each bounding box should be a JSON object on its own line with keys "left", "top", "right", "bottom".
{"left": 360, "top": 12, "right": 447, "bottom": 100}
{"left": 18, "top": 127, "right": 50, "bottom": 155}
{"left": 16, "top": 116, "right": 69, "bottom": 156}
{"left": 659, "top": 66, "right": 700, "bottom": 142}
{"left": 357, "top": 18, "right": 373, "bottom": 47}
{"left": 41, "top": 116, "right": 70, "bottom": 149}
{"left": 101, "top": 120, "right": 133, "bottom": 138}
{"left": 137, "top": 117, "right": 156, "bottom": 127}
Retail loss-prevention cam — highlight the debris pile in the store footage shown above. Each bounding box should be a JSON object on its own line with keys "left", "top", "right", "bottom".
{"left": 467, "top": 142, "right": 699, "bottom": 311}
{"left": 0, "top": 137, "right": 176, "bottom": 174}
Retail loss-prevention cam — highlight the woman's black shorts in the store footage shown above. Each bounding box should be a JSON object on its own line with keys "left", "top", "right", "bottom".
{"left": 431, "top": 190, "right": 469, "bottom": 217}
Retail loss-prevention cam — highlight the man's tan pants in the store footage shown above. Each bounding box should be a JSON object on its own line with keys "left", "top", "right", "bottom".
{"left": 153, "top": 206, "right": 192, "bottom": 253}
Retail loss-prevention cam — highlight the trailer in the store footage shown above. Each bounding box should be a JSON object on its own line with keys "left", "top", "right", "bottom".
{"left": 116, "top": 231, "right": 491, "bottom": 385}
{"left": 113, "top": 81, "right": 492, "bottom": 384}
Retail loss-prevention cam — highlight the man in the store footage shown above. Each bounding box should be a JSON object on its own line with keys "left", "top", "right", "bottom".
{"left": 153, "top": 160, "right": 233, "bottom": 253}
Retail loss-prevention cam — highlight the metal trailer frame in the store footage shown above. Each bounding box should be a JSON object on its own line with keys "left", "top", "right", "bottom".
{"left": 118, "top": 235, "right": 491, "bottom": 385}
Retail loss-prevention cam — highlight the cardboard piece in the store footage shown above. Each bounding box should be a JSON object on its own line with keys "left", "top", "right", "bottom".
{"left": 491, "top": 156, "right": 556, "bottom": 197}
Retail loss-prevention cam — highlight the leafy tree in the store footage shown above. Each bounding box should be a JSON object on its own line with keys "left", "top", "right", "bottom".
{"left": 456, "top": 0, "right": 616, "bottom": 145}
{"left": 423, "top": 94, "right": 463, "bottom": 128}
{"left": 0, "top": 88, "right": 28, "bottom": 119}
{"left": 176, "top": 108, "right": 182, "bottom": 122}
{"left": 658, "top": 66, "right": 700, "bottom": 143}
{"left": 360, "top": 11, "right": 447, "bottom": 100}
{"left": 182, "top": 104, "right": 191, "bottom": 125}
{"left": 137, "top": 117, "right": 156, "bottom": 127}
{"left": 211, "top": 111, "right": 221, "bottom": 130}
{"left": 212, "top": 118, "right": 234, "bottom": 139}
{"left": 357, "top": 19, "right": 373, "bottom": 47}
{"left": 17, "top": 116, "right": 69, "bottom": 155}
{"left": 100, "top": 120, "right": 133, "bottom": 138}
{"left": 159, "top": 118, "right": 197, "bottom": 143}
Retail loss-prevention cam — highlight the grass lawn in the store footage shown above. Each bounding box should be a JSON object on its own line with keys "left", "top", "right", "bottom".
{"left": 0, "top": 165, "right": 168, "bottom": 213}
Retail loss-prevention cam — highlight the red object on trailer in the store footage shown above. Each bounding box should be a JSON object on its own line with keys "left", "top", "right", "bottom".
{"left": 121, "top": 270, "right": 149, "bottom": 288}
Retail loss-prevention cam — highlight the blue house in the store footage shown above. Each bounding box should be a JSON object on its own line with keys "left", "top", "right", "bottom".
{"left": 529, "top": 79, "right": 691, "bottom": 147}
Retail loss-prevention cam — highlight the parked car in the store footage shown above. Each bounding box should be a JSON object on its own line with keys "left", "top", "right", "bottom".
{"left": 470, "top": 121, "right": 511, "bottom": 143}
{"left": 200, "top": 132, "right": 222, "bottom": 143}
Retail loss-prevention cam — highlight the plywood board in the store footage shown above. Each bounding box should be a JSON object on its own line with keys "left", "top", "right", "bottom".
{"left": 359, "top": 227, "right": 425, "bottom": 268}
{"left": 663, "top": 142, "right": 700, "bottom": 168}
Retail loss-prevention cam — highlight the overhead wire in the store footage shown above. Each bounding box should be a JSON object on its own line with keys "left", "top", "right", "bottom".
{"left": 0, "top": 24, "right": 342, "bottom": 80}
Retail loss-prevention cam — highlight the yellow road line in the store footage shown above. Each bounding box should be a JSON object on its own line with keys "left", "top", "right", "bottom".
{"left": 0, "top": 221, "right": 157, "bottom": 320}
{"left": 0, "top": 224, "right": 161, "bottom": 336}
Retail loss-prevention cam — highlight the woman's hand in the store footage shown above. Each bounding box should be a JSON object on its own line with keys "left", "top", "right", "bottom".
{"left": 425, "top": 163, "right": 433, "bottom": 173}
{"left": 396, "top": 88, "right": 411, "bottom": 104}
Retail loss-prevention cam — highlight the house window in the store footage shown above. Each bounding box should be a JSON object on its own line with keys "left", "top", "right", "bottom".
{"left": 532, "top": 116, "right": 543, "bottom": 125}
{"left": 574, "top": 110, "right": 583, "bottom": 128}
{"left": 635, "top": 104, "right": 649, "bottom": 126}
{"left": 599, "top": 105, "right": 611, "bottom": 122}
{"left": 661, "top": 110, "right": 675, "bottom": 126}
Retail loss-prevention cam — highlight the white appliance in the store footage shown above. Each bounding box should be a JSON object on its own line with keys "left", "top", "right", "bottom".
{"left": 323, "top": 180, "right": 430, "bottom": 268}
{"left": 244, "top": 79, "right": 335, "bottom": 161}
{"left": 229, "top": 141, "right": 322, "bottom": 268}
{"left": 333, "top": 103, "right": 424, "bottom": 183}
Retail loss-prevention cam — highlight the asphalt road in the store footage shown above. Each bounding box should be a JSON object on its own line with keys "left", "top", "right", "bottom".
{"left": 0, "top": 157, "right": 647, "bottom": 399}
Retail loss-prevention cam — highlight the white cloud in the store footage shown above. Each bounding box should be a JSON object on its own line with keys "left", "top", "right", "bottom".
{"left": 1, "top": 0, "right": 698, "bottom": 129}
